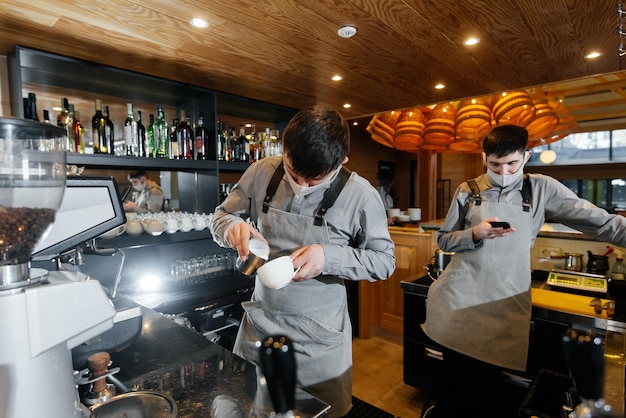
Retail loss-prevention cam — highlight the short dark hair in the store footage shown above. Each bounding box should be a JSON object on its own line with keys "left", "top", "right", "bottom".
{"left": 282, "top": 105, "right": 350, "bottom": 179}
{"left": 129, "top": 170, "right": 149, "bottom": 179}
{"left": 482, "top": 125, "right": 529, "bottom": 157}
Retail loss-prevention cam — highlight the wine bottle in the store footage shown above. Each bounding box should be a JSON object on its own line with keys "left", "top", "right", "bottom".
{"left": 137, "top": 110, "right": 146, "bottom": 157}
{"left": 103, "top": 105, "right": 115, "bottom": 155}
{"left": 239, "top": 125, "right": 249, "bottom": 162}
{"left": 170, "top": 117, "right": 180, "bottom": 159}
{"left": 217, "top": 119, "right": 226, "bottom": 161}
{"left": 57, "top": 97, "right": 69, "bottom": 128}
{"left": 66, "top": 103, "right": 76, "bottom": 152}
{"left": 72, "top": 109, "right": 84, "bottom": 154}
{"left": 195, "top": 111, "right": 211, "bottom": 160}
{"left": 177, "top": 110, "right": 193, "bottom": 160}
{"left": 123, "top": 103, "right": 138, "bottom": 156}
{"left": 43, "top": 109, "right": 51, "bottom": 124}
{"left": 147, "top": 114, "right": 156, "bottom": 158}
{"left": 155, "top": 105, "right": 168, "bottom": 158}
{"left": 25, "top": 93, "right": 39, "bottom": 121}
{"left": 91, "top": 99, "right": 106, "bottom": 154}
{"left": 249, "top": 125, "right": 259, "bottom": 163}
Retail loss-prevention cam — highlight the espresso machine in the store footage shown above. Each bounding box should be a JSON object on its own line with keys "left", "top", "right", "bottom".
{"left": 0, "top": 117, "right": 118, "bottom": 418}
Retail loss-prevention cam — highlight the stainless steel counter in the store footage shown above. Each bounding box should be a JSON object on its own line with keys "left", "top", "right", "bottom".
{"left": 108, "top": 307, "right": 330, "bottom": 418}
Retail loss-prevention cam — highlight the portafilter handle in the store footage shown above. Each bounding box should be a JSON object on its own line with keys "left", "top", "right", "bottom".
{"left": 258, "top": 335, "right": 296, "bottom": 415}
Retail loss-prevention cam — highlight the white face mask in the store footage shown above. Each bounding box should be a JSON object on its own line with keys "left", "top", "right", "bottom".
{"left": 285, "top": 165, "right": 342, "bottom": 197}
{"left": 487, "top": 167, "right": 525, "bottom": 188}
{"left": 132, "top": 180, "right": 147, "bottom": 192}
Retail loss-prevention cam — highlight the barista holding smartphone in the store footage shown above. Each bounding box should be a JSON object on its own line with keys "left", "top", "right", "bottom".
{"left": 422, "top": 125, "right": 626, "bottom": 418}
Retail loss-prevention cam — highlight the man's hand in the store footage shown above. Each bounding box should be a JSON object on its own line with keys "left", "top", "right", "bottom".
{"left": 123, "top": 201, "right": 137, "bottom": 212}
{"left": 290, "top": 244, "right": 325, "bottom": 281}
{"left": 226, "top": 222, "right": 266, "bottom": 261}
{"left": 472, "top": 217, "right": 515, "bottom": 241}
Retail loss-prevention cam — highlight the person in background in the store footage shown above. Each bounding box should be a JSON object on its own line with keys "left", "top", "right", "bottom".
{"left": 422, "top": 124, "right": 626, "bottom": 418}
{"left": 123, "top": 170, "right": 164, "bottom": 213}
{"left": 376, "top": 166, "right": 397, "bottom": 226}
{"left": 210, "top": 105, "right": 396, "bottom": 417}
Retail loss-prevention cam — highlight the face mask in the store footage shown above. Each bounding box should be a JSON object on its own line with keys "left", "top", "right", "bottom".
{"left": 485, "top": 151, "right": 529, "bottom": 188}
{"left": 132, "top": 180, "right": 146, "bottom": 192}
{"left": 285, "top": 165, "right": 342, "bottom": 197}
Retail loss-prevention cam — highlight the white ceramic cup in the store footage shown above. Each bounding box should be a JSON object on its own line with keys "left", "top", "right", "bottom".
{"left": 386, "top": 208, "right": 401, "bottom": 219}
{"left": 256, "top": 256, "right": 300, "bottom": 289}
{"left": 407, "top": 208, "right": 421, "bottom": 221}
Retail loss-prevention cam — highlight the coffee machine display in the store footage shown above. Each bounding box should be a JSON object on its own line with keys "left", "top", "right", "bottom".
{"left": 0, "top": 117, "right": 123, "bottom": 418}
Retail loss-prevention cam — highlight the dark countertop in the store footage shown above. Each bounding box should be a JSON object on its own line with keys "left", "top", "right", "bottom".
{"left": 108, "top": 307, "right": 330, "bottom": 418}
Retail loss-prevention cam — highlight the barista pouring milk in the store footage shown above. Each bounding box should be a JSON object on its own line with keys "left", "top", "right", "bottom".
{"left": 210, "top": 106, "right": 395, "bottom": 417}
{"left": 423, "top": 125, "right": 626, "bottom": 418}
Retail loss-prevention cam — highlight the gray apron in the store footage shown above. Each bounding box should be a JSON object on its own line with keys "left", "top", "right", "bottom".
{"left": 233, "top": 171, "right": 353, "bottom": 417}
{"left": 423, "top": 184, "right": 533, "bottom": 371}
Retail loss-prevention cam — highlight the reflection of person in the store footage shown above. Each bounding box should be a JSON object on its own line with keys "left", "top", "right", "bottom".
{"left": 423, "top": 125, "right": 626, "bottom": 418}
{"left": 210, "top": 105, "right": 395, "bottom": 417}
{"left": 376, "top": 166, "right": 396, "bottom": 225}
{"left": 123, "top": 170, "right": 164, "bottom": 213}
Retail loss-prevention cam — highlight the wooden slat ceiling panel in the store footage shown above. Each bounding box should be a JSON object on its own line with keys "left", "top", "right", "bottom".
{"left": 0, "top": 0, "right": 624, "bottom": 132}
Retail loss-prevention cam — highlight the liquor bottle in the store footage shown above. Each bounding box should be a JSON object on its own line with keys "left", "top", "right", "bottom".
{"left": 146, "top": 114, "right": 156, "bottom": 158}
{"left": 249, "top": 126, "right": 260, "bottom": 163}
{"left": 24, "top": 93, "right": 39, "bottom": 121}
{"left": 65, "top": 103, "right": 76, "bottom": 152}
{"left": 217, "top": 119, "right": 226, "bottom": 161}
{"left": 264, "top": 128, "right": 271, "bottom": 158}
{"left": 231, "top": 125, "right": 243, "bottom": 162}
{"left": 103, "top": 105, "right": 115, "bottom": 155}
{"left": 155, "top": 105, "right": 168, "bottom": 158}
{"left": 72, "top": 109, "right": 85, "bottom": 154}
{"left": 137, "top": 110, "right": 146, "bottom": 157}
{"left": 43, "top": 109, "right": 51, "bottom": 124}
{"left": 227, "top": 127, "right": 236, "bottom": 161}
{"left": 123, "top": 103, "right": 138, "bottom": 156}
{"left": 169, "top": 117, "right": 180, "bottom": 159}
{"left": 241, "top": 125, "right": 250, "bottom": 162}
{"left": 177, "top": 110, "right": 193, "bottom": 160}
{"left": 91, "top": 99, "right": 106, "bottom": 154}
{"left": 611, "top": 252, "right": 626, "bottom": 280}
{"left": 195, "top": 111, "right": 212, "bottom": 160}
{"left": 57, "top": 97, "right": 69, "bottom": 128}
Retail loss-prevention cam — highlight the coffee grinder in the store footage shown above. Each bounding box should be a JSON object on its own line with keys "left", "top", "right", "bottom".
{"left": 0, "top": 117, "right": 116, "bottom": 418}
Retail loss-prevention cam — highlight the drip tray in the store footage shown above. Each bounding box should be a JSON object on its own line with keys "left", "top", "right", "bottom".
{"left": 90, "top": 391, "right": 177, "bottom": 418}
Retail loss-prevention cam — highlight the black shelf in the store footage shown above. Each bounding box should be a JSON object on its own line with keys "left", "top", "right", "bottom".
{"left": 66, "top": 153, "right": 218, "bottom": 172}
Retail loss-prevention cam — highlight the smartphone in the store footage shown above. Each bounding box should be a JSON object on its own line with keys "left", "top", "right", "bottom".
{"left": 489, "top": 221, "right": 511, "bottom": 229}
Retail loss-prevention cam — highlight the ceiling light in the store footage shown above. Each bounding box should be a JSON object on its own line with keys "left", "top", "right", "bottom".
{"left": 540, "top": 149, "right": 557, "bottom": 164}
{"left": 586, "top": 51, "right": 601, "bottom": 59}
{"left": 434, "top": 83, "right": 445, "bottom": 90}
{"left": 464, "top": 37, "right": 480, "bottom": 46}
{"left": 332, "top": 75, "right": 343, "bottom": 81}
{"left": 352, "top": 121, "right": 359, "bottom": 126}
{"left": 189, "top": 18, "right": 209, "bottom": 28}
{"left": 338, "top": 26, "right": 357, "bottom": 38}
{"left": 343, "top": 103, "right": 352, "bottom": 108}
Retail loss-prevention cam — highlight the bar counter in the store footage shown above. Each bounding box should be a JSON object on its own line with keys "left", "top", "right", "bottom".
{"left": 107, "top": 306, "right": 330, "bottom": 418}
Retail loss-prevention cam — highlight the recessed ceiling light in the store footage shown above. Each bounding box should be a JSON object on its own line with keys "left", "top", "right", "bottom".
{"left": 586, "top": 52, "right": 601, "bottom": 59}
{"left": 190, "top": 18, "right": 209, "bottom": 28}
{"left": 434, "top": 83, "right": 446, "bottom": 90}
{"left": 338, "top": 26, "right": 357, "bottom": 38}
{"left": 464, "top": 37, "right": 480, "bottom": 46}
{"left": 343, "top": 103, "right": 352, "bottom": 108}
{"left": 332, "top": 75, "right": 343, "bottom": 81}
{"left": 352, "top": 121, "right": 359, "bottom": 126}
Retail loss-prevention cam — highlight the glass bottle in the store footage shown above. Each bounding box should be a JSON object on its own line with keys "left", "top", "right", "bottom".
{"left": 611, "top": 252, "right": 626, "bottom": 280}
{"left": 177, "top": 110, "right": 193, "bottom": 160}
{"left": 25, "top": 93, "right": 39, "bottom": 121}
{"left": 72, "top": 109, "right": 84, "bottom": 154}
{"left": 249, "top": 125, "right": 259, "bottom": 163}
{"left": 43, "top": 109, "right": 51, "bottom": 124}
{"left": 103, "top": 105, "right": 115, "bottom": 155}
{"left": 217, "top": 118, "right": 226, "bottom": 161}
{"left": 137, "top": 110, "right": 146, "bottom": 157}
{"left": 147, "top": 113, "right": 156, "bottom": 158}
{"left": 124, "top": 103, "right": 138, "bottom": 156}
{"left": 155, "top": 105, "right": 168, "bottom": 158}
{"left": 57, "top": 97, "right": 69, "bottom": 128}
{"left": 195, "top": 112, "right": 213, "bottom": 160}
{"left": 91, "top": 99, "right": 106, "bottom": 154}
{"left": 65, "top": 103, "right": 76, "bottom": 152}
{"left": 170, "top": 117, "right": 180, "bottom": 159}
{"left": 264, "top": 127, "right": 271, "bottom": 158}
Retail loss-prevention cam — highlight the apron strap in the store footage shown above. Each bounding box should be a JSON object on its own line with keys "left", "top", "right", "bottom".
{"left": 521, "top": 174, "right": 532, "bottom": 212}
{"left": 467, "top": 179, "right": 482, "bottom": 205}
{"left": 466, "top": 176, "right": 533, "bottom": 211}
{"left": 262, "top": 161, "right": 285, "bottom": 213}
{"left": 313, "top": 167, "right": 351, "bottom": 226}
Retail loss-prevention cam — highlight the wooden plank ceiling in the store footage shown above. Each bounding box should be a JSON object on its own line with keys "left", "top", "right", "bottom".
{"left": 0, "top": 0, "right": 625, "bottom": 132}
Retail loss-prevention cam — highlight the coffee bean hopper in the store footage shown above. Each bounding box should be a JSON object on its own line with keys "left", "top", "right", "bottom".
{"left": 0, "top": 117, "right": 121, "bottom": 418}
